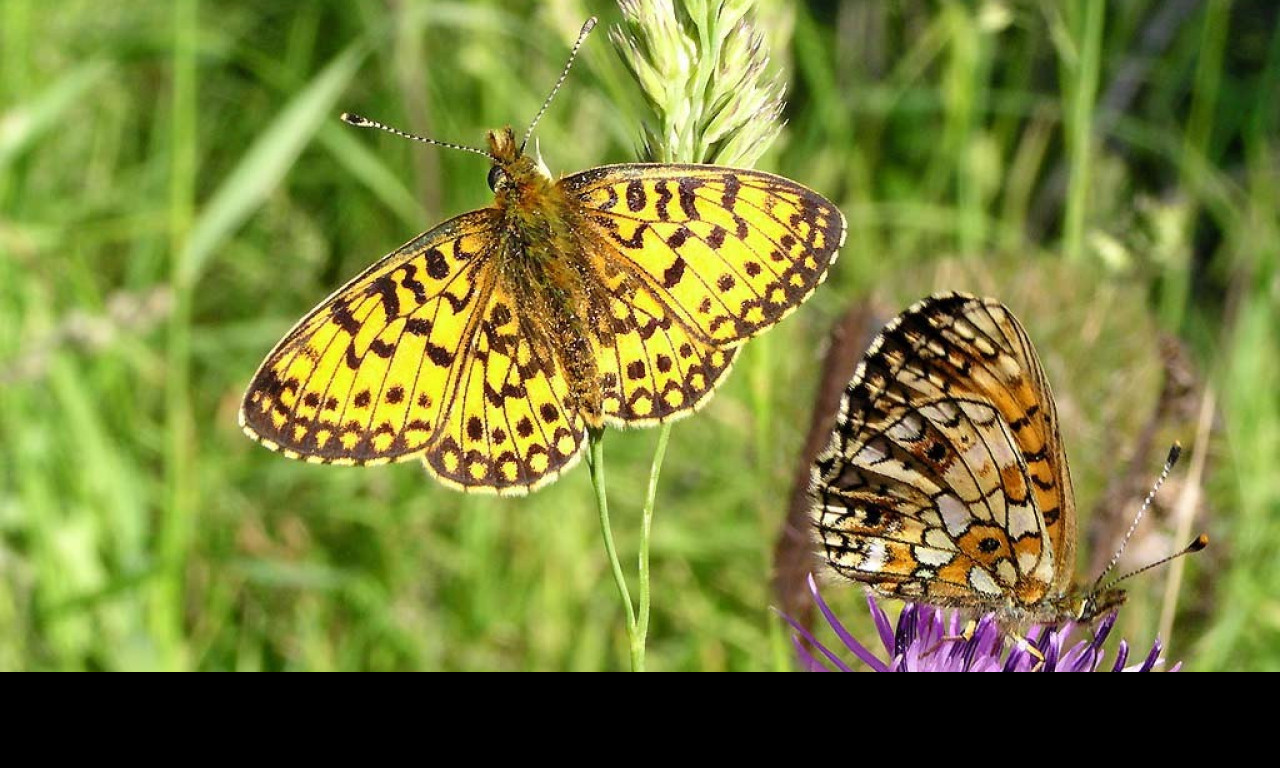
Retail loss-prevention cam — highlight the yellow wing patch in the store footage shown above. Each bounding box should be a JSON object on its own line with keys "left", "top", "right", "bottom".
{"left": 565, "top": 164, "right": 845, "bottom": 347}
{"left": 240, "top": 210, "right": 498, "bottom": 465}
{"left": 423, "top": 281, "right": 589, "bottom": 494}
{"left": 593, "top": 273, "right": 739, "bottom": 425}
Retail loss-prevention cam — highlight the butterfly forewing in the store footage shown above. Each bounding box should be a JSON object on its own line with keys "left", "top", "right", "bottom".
{"left": 564, "top": 165, "right": 845, "bottom": 347}
{"left": 811, "top": 294, "right": 1076, "bottom": 610}
{"left": 948, "top": 296, "right": 1077, "bottom": 591}
{"left": 240, "top": 209, "right": 499, "bottom": 465}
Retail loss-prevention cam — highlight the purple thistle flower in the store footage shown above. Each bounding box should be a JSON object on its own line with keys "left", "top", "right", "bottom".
{"left": 784, "top": 575, "right": 1178, "bottom": 672}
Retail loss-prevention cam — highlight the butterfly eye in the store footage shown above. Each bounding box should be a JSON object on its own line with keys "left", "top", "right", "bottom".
{"left": 487, "top": 165, "right": 508, "bottom": 192}
{"left": 1076, "top": 597, "right": 1095, "bottom": 621}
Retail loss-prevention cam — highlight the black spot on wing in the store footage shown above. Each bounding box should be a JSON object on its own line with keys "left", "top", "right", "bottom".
{"left": 662, "top": 257, "right": 687, "bottom": 289}
{"left": 654, "top": 181, "right": 673, "bottom": 221}
{"left": 678, "top": 179, "right": 701, "bottom": 218}
{"left": 626, "top": 179, "right": 646, "bottom": 212}
{"left": 399, "top": 263, "right": 427, "bottom": 302}
{"left": 368, "top": 275, "right": 400, "bottom": 317}
{"left": 332, "top": 300, "right": 361, "bottom": 335}
{"left": 424, "top": 247, "right": 450, "bottom": 279}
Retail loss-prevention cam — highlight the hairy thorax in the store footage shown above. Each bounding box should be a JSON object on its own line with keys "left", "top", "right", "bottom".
{"left": 486, "top": 127, "right": 608, "bottom": 425}
{"left": 992, "top": 586, "right": 1128, "bottom": 629}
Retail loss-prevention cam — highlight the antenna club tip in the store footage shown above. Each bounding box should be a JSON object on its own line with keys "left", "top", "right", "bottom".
{"left": 1189, "top": 533, "right": 1209, "bottom": 552}
{"left": 583, "top": 17, "right": 598, "bottom": 32}
{"left": 341, "top": 112, "right": 370, "bottom": 126}
{"left": 1166, "top": 442, "right": 1183, "bottom": 467}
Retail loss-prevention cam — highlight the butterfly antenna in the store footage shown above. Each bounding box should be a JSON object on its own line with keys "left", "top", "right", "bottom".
{"left": 520, "top": 17, "right": 597, "bottom": 154}
{"left": 340, "top": 113, "right": 496, "bottom": 160}
{"left": 1091, "top": 442, "right": 1207, "bottom": 593}
{"left": 1100, "top": 534, "right": 1209, "bottom": 592}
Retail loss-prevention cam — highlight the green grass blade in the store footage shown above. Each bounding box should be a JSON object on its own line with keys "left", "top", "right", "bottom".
{"left": 177, "top": 43, "right": 368, "bottom": 288}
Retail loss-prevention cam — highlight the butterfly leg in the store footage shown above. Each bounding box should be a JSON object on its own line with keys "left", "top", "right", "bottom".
{"left": 1007, "top": 632, "right": 1047, "bottom": 671}
{"left": 921, "top": 618, "right": 979, "bottom": 658}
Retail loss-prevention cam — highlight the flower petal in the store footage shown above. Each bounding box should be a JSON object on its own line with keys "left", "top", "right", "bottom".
{"left": 806, "top": 574, "right": 888, "bottom": 672}
{"left": 777, "top": 607, "right": 856, "bottom": 672}
{"left": 1111, "top": 640, "right": 1130, "bottom": 672}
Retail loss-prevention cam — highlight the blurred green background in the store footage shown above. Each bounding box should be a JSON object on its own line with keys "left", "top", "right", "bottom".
{"left": 1, "top": 0, "right": 1276, "bottom": 671}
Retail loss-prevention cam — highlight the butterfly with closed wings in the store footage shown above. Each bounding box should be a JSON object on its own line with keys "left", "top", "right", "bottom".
{"left": 810, "top": 293, "right": 1205, "bottom": 628}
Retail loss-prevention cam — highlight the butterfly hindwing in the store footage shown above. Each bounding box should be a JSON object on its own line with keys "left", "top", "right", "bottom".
{"left": 422, "top": 280, "right": 589, "bottom": 493}
{"left": 582, "top": 250, "right": 740, "bottom": 424}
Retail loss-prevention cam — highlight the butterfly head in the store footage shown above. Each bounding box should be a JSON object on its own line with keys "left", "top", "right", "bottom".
{"left": 486, "top": 127, "right": 553, "bottom": 196}
{"left": 1072, "top": 587, "right": 1127, "bottom": 624}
